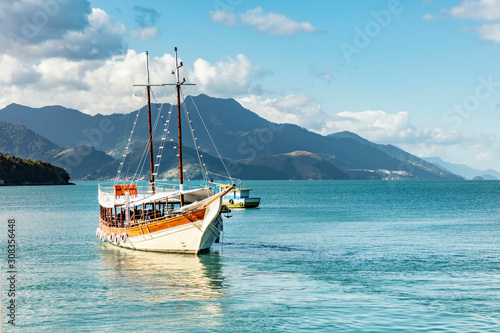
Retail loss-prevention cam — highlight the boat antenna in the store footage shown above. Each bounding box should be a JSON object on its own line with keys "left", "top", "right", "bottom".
{"left": 164, "top": 47, "right": 195, "bottom": 206}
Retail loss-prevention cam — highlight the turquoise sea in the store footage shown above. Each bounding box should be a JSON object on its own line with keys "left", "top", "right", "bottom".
{"left": 1, "top": 180, "right": 500, "bottom": 332}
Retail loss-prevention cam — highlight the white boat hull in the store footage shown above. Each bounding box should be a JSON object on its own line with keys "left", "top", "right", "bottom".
{"left": 99, "top": 194, "right": 224, "bottom": 254}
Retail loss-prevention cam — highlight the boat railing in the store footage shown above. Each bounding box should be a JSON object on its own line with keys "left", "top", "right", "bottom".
{"left": 98, "top": 182, "right": 208, "bottom": 206}
{"left": 99, "top": 205, "right": 204, "bottom": 229}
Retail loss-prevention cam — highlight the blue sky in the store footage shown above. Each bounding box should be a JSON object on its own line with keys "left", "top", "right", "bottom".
{"left": 1, "top": 0, "right": 500, "bottom": 170}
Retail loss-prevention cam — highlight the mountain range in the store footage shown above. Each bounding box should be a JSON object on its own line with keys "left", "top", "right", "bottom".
{"left": 423, "top": 157, "right": 500, "bottom": 180}
{"left": 0, "top": 95, "right": 467, "bottom": 181}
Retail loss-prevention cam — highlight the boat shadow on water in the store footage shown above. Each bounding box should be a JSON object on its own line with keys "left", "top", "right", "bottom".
{"left": 96, "top": 243, "right": 224, "bottom": 302}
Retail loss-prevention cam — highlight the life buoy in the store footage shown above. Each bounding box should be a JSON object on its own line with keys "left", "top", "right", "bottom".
{"left": 108, "top": 233, "right": 115, "bottom": 243}
{"left": 101, "top": 232, "right": 107, "bottom": 242}
{"left": 96, "top": 228, "right": 100, "bottom": 238}
{"left": 121, "top": 233, "right": 128, "bottom": 243}
{"left": 229, "top": 199, "right": 234, "bottom": 205}
{"left": 239, "top": 202, "right": 244, "bottom": 207}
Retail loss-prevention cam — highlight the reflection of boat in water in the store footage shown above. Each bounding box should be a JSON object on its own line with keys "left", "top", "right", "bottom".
{"left": 98, "top": 245, "right": 224, "bottom": 302}
{"left": 219, "top": 182, "right": 260, "bottom": 208}
{"left": 96, "top": 48, "right": 234, "bottom": 254}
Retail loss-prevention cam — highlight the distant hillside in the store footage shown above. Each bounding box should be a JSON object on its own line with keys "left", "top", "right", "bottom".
{"left": 0, "top": 120, "right": 116, "bottom": 180}
{"left": 51, "top": 146, "right": 116, "bottom": 180}
{"left": 424, "top": 157, "right": 500, "bottom": 180}
{"left": 0, "top": 121, "right": 63, "bottom": 161}
{"left": 0, "top": 96, "right": 461, "bottom": 181}
{"left": 0, "top": 96, "right": 272, "bottom": 155}
{"left": 0, "top": 153, "right": 71, "bottom": 185}
{"left": 0, "top": 104, "right": 126, "bottom": 151}
{"left": 237, "top": 151, "right": 350, "bottom": 180}
{"left": 328, "top": 131, "right": 463, "bottom": 180}
{"left": 101, "top": 141, "right": 348, "bottom": 181}
{"left": 100, "top": 142, "right": 234, "bottom": 181}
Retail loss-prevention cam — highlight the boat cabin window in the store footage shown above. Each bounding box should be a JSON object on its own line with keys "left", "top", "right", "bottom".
{"left": 237, "top": 190, "right": 250, "bottom": 198}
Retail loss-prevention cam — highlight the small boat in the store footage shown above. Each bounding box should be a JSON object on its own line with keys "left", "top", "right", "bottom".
{"left": 97, "top": 48, "right": 234, "bottom": 254}
{"left": 220, "top": 183, "right": 260, "bottom": 208}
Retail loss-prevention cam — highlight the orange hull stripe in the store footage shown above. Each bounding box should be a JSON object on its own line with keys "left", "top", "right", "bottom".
{"left": 99, "top": 208, "right": 206, "bottom": 237}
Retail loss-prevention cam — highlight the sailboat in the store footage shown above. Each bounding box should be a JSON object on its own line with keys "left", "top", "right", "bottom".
{"left": 96, "top": 48, "right": 235, "bottom": 254}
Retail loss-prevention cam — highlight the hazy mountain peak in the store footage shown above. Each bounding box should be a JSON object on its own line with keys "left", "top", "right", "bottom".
{"left": 424, "top": 157, "right": 500, "bottom": 180}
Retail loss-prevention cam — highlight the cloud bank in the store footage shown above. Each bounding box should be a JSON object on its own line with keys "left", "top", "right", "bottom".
{"left": 210, "top": 7, "right": 323, "bottom": 36}
{"left": 448, "top": 0, "right": 500, "bottom": 21}
{"left": 1, "top": 0, "right": 126, "bottom": 60}
{"left": 0, "top": 50, "right": 264, "bottom": 115}
{"left": 425, "top": 0, "right": 500, "bottom": 42}
{"left": 238, "top": 94, "right": 498, "bottom": 168}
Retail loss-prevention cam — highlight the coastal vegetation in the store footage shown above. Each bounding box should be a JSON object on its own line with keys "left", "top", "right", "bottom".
{"left": 0, "top": 153, "right": 71, "bottom": 185}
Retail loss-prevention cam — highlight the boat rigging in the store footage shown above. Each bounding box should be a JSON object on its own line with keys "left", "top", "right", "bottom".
{"left": 96, "top": 48, "right": 235, "bottom": 254}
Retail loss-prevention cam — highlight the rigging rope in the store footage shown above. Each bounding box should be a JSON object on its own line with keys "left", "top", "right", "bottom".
{"left": 180, "top": 94, "right": 209, "bottom": 184}
{"left": 130, "top": 138, "right": 151, "bottom": 185}
{"left": 116, "top": 92, "right": 146, "bottom": 182}
{"left": 152, "top": 102, "right": 175, "bottom": 179}
{"left": 187, "top": 94, "right": 234, "bottom": 183}
{"left": 130, "top": 89, "right": 164, "bottom": 186}
{"left": 124, "top": 86, "right": 170, "bottom": 186}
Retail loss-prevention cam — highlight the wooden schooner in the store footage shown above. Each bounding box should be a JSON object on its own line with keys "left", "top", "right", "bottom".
{"left": 96, "top": 48, "right": 234, "bottom": 254}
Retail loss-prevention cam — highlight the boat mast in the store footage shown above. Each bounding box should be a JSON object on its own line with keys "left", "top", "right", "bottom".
{"left": 146, "top": 51, "right": 155, "bottom": 194}
{"left": 162, "top": 48, "right": 196, "bottom": 207}
{"left": 133, "top": 52, "right": 167, "bottom": 193}
{"left": 174, "top": 47, "right": 184, "bottom": 206}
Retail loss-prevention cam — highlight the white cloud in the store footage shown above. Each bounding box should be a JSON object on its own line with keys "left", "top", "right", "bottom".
{"left": 0, "top": 50, "right": 176, "bottom": 114}
{"left": 475, "top": 151, "right": 491, "bottom": 160}
{"left": 430, "top": 0, "right": 500, "bottom": 42}
{"left": 241, "top": 7, "right": 323, "bottom": 36}
{"left": 0, "top": 54, "right": 41, "bottom": 85}
{"left": 210, "top": 7, "right": 323, "bottom": 36}
{"left": 237, "top": 95, "right": 497, "bottom": 154}
{"left": 422, "top": 13, "right": 439, "bottom": 20}
{"left": 327, "top": 109, "right": 496, "bottom": 148}
{"left": 329, "top": 110, "right": 417, "bottom": 141}
{"left": 188, "top": 54, "right": 263, "bottom": 97}
{"left": 0, "top": 50, "right": 266, "bottom": 114}
{"left": 448, "top": 0, "right": 500, "bottom": 20}
{"left": 239, "top": 97, "right": 418, "bottom": 140}
{"left": 238, "top": 95, "right": 330, "bottom": 132}
{"left": 210, "top": 10, "right": 236, "bottom": 25}
{"left": 1, "top": 5, "right": 126, "bottom": 60}
{"left": 130, "top": 26, "right": 159, "bottom": 40}
{"left": 475, "top": 23, "right": 500, "bottom": 41}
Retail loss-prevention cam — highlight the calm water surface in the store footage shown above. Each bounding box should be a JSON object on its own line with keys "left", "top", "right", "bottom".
{"left": 1, "top": 180, "right": 499, "bottom": 332}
